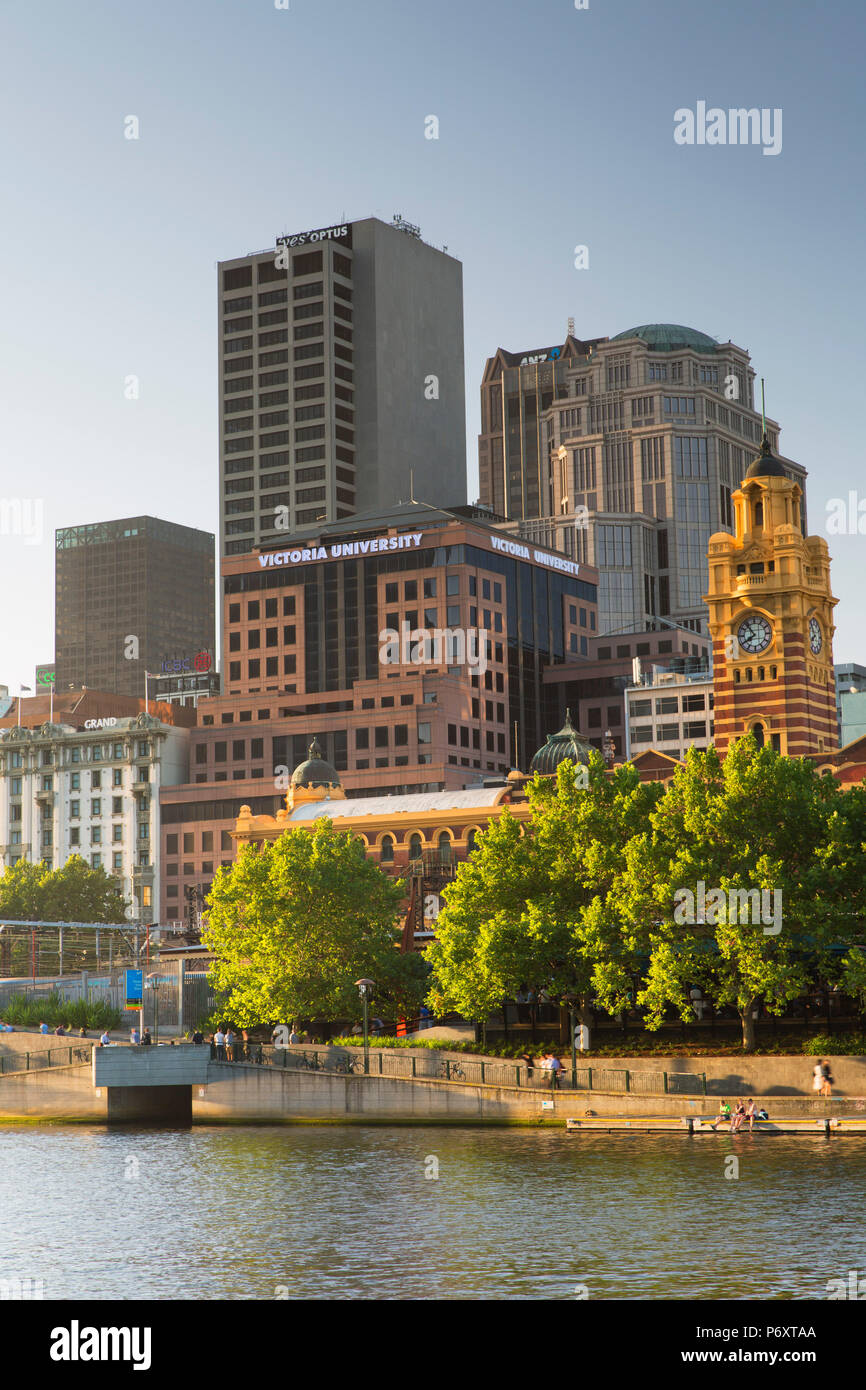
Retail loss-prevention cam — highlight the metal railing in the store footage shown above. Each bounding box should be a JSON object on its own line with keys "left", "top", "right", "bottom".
{"left": 212, "top": 1045, "right": 707, "bottom": 1095}
{"left": 0, "top": 1045, "right": 93, "bottom": 1075}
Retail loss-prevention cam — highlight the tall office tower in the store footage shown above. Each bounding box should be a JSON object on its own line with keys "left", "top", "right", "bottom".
{"left": 55, "top": 517, "right": 215, "bottom": 698}
{"left": 478, "top": 323, "right": 807, "bottom": 637}
{"left": 218, "top": 216, "right": 466, "bottom": 560}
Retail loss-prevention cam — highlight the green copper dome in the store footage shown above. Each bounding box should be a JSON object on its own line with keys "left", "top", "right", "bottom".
{"left": 529, "top": 710, "right": 594, "bottom": 776}
{"left": 291, "top": 738, "right": 341, "bottom": 788}
{"left": 611, "top": 324, "right": 719, "bottom": 353}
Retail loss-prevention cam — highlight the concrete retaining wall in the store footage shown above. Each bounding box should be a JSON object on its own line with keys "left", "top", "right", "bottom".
{"left": 192, "top": 1062, "right": 866, "bottom": 1124}
{"left": 0, "top": 1064, "right": 107, "bottom": 1120}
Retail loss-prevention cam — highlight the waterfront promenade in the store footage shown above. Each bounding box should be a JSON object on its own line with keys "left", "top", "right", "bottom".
{"left": 1, "top": 1032, "right": 865, "bottom": 1127}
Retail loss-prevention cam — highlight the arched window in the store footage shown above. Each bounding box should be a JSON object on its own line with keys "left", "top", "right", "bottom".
{"left": 466, "top": 828, "right": 478, "bottom": 855}
{"left": 408, "top": 833, "right": 423, "bottom": 861}
{"left": 380, "top": 834, "right": 394, "bottom": 864}
{"left": 438, "top": 832, "right": 451, "bottom": 865}
{"left": 734, "top": 669, "right": 741, "bottom": 684}
{"left": 758, "top": 666, "right": 765, "bottom": 681}
{"left": 754, "top": 501, "right": 764, "bottom": 528}
{"left": 752, "top": 722, "right": 765, "bottom": 748}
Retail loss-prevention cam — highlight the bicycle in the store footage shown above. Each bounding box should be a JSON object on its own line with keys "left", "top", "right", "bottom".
{"left": 299, "top": 1052, "right": 322, "bottom": 1071}
{"left": 441, "top": 1060, "right": 466, "bottom": 1081}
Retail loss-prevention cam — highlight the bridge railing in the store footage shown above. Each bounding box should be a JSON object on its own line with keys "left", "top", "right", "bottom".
{"left": 0, "top": 1045, "right": 93, "bottom": 1075}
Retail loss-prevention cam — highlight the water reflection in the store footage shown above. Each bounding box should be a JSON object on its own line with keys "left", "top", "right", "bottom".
{"left": 0, "top": 1126, "right": 861, "bottom": 1300}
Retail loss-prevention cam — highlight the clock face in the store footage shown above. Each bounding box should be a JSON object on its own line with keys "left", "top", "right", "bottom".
{"left": 737, "top": 614, "right": 772, "bottom": 655}
{"left": 809, "top": 616, "right": 823, "bottom": 654}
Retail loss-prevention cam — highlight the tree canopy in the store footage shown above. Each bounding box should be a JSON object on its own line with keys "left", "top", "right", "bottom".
{"left": 428, "top": 738, "right": 866, "bottom": 1050}
{"left": 0, "top": 855, "right": 128, "bottom": 923}
{"left": 202, "top": 819, "right": 425, "bottom": 1026}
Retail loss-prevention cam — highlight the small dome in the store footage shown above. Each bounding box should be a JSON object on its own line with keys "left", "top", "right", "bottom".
{"left": 743, "top": 433, "right": 788, "bottom": 480}
{"left": 610, "top": 323, "right": 719, "bottom": 353}
{"left": 291, "top": 738, "right": 341, "bottom": 788}
{"left": 529, "top": 710, "right": 594, "bottom": 775}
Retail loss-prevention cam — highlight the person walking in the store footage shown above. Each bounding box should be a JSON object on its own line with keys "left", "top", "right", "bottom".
{"left": 813, "top": 1061, "right": 825, "bottom": 1095}
{"left": 225, "top": 1028, "right": 236, "bottom": 1062}
{"left": 820, "top": 1061, "right": 834, "bottom": 1099}
{"left": 141, "top": 1028, "right": 152, "bottom": 1046}
{"left": 745, "top": 1098, "right": 759, "bottom": 1132}
{"left": 711, "top": 1099, "right": 731, "bottom": 1131}
{"left": 130, "top": 1026, "right": 140, "bottom": 1046}
{"left": 548, "top": 1051, "right": 564, "bottom": 1091}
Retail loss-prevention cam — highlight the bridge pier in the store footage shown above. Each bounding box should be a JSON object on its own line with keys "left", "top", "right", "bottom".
{"left": 107, "top": 1085, "right": 192, "bottom": 1124}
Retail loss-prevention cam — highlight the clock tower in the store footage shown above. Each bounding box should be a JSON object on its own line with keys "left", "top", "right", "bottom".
{"left": 706, "top": 435, "right": 838, "bottom": 757}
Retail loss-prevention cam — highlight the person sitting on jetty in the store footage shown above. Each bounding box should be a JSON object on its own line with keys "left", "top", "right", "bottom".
{"left": 820, "top": 1062, "right": 834, "bottom": 1098}
{"left": 711, "top": 1100, "right": 731, "bottom": 1131}
{"left": 745, "top": 1098, "right": 759, "bottom": 1132}
{"left": 730, "top": 1100, "right": 747, "bottom": 1133}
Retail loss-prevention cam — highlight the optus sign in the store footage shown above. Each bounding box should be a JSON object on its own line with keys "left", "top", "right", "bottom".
{"left": 160, "top": 650, "right": 213, "bottom": 675}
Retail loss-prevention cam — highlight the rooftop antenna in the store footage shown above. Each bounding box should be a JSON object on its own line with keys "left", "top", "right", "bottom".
{"left": 410, "top": 468, "right": 415, "bottom": 503}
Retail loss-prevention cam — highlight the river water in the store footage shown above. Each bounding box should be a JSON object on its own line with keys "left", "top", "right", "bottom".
{"left": 0, "top": 1125, "right": 862, "bottom": 1300}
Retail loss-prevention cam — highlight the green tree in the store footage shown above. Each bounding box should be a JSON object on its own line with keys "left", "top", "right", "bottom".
{"left": 40, "top": 855, "right": 129, "bottom": 922}
{"left": 614, "top": 737, "right": 854, "bottom": 1050}
{"left": 0, "top": 860, "right": 48, "bottom": 920}
{"left": 201, "top": 819, "right": 417, "bottom": 1027}
{"left": 427, "top": 755, "right": 664, "bottom": 1035}
{"left": 0, "top": 855, "right": 127, "bottom": 923}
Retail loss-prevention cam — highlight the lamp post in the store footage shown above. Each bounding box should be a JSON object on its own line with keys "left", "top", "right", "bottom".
{"left": 355, "top": 978, "right": 375, "bottom": 1074}
{"left": 563, "top": 992, "right": 578, "bottom": 1087}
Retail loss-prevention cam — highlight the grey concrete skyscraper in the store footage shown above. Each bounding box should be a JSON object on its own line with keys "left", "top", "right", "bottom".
{"left": 219, "top": 216, "right": 466, "bottom": 558}
{"left": 55, "top": 517, "right": 215, "bottom": 698}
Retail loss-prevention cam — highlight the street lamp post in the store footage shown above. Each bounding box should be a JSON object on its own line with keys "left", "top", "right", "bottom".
{"left": 355, "top": 978, "right": 375, "bottom": 1074}
{"left": 563, "top": 992, "right": 578, "bottom": 1087}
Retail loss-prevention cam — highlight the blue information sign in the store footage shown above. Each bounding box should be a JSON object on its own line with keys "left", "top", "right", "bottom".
{"left": 124, "top": 969, "right": 143, "bottom": 1010}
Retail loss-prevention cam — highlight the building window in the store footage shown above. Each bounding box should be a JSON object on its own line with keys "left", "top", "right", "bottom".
{"left": 380, "top": 835, "right": 394, "bottom": 864}
{"left": 408, "top": 833, "right": 423, "bottom": 861}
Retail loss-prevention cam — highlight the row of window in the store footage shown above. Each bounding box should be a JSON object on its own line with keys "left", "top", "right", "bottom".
{"left": 7, "top": 767, "right": 148, "bottom": 793}
{"left": 629, "top": 693, "right": 712, "bottom": 716}
{"left": 631, "top": 721, "right": 711, "bottom": 743}
{"left": 3, "top": 741, "right": 150, "bottom": 770}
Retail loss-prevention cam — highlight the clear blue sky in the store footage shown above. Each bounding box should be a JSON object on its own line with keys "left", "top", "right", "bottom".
{"left": 1, "top": 0, "right": 864, "bottom": 687}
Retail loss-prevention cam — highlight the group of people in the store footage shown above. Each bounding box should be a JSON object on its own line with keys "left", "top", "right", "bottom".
{"left": 128, "top": 1027, "right": 153, "bottom": 1047}
{"left": 39, "top": 1021, "right": 88, "bottom": 1038}
{"left": 711, "top": 1098, "right": 769, "bottom": 1132}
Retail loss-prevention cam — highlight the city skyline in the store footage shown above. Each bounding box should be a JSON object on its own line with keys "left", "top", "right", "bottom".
{"left": 2, "top": 0, "right": 865, "bottom": 688}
